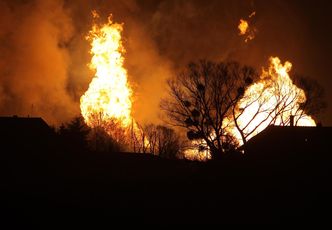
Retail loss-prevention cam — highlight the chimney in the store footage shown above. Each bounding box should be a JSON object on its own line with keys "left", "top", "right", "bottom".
{"left": 290, "top": 115, "right": 294, "bottom": 127}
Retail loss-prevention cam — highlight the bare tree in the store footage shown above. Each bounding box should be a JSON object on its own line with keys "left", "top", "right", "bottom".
{"left": 292, "top": 74, "right": 327, "bottom": 125}
{"left": 143, "top": 124, "right": 158, "bottom": 154}
{"left": 142, "top": 124, "right": 182, "bottom": 159}
{"left": 231, "top": 70, "right": 326, "bottom": 145}
{"left": 131, "top": 122, "right": 148, "bottom": 154}
{"left": 86, "top": 112, "right": 129, "bottom": 152}
{"left": 155, "top": 125, "right": 181, "bottom": 159}
{"left": 231, "top": 75, "right": 305, "bottom": 144}
{"left": 161, "top": 60, "right": 256, "bottom": 159}
{"left": 162, "top": 59, "right": 326, "bottom": 160}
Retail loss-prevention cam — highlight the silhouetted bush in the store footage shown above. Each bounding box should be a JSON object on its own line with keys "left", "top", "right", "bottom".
{"left": 57, "top": 116, "right": 90, "bottom": 152}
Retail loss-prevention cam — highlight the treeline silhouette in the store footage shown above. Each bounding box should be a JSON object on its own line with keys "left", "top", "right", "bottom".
{"left": 1, "top": 116, "right": 331, "bottom": 227}
{"left": 0, "top": 56, "right": 329, "bottom": 226}
{"left": 56, "top": 116, "right": 183, "bottom": 159}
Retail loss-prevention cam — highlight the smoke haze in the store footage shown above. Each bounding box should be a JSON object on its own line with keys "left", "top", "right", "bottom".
{"left": 0, "top": 0, "right": 77, "bottom": 124}
{"left": 0, "top": 0, "right": 331, "bottom": 125}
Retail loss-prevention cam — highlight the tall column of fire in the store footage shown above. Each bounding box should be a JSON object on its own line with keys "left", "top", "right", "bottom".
{"left": 80, "top": 12, "right": 133, "bottom": 134}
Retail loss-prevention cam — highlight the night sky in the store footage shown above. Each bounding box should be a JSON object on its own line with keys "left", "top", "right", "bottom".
{"left": 0, "top": 0, "right": 331, "bottom": 125}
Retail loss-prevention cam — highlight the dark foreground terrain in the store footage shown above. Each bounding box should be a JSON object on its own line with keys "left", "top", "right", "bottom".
{"left": 1, "top": 142, "right": 332, "bottom": 227}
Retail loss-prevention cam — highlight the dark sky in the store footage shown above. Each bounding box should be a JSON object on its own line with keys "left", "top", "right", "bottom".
{"left": 0, "top": 0, "right": 331, "bottom": 125}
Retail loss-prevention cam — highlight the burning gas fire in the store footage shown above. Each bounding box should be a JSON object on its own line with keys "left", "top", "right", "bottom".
{"left": 228, "top": 56, "right": 316, "bottom": 144}
{"left": 79, "top": 11, "right": 316, "bottom": 160}
{"left": 185, "top": 57, "right": 316, "bottom": 160}
{"left": 80, "top": 12, "right": 133, "bottom": 132}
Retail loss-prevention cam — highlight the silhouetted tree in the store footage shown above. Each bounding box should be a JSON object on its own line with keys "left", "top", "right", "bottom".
{"left": 143, "top": 124, "right": 182, "bottom": 159}
{"left": 231, "top": 71, "right": 327, "bottom": 145}
{"left": 58, "top": 116, "right": 90, "bottom": 152}
{"left": 156, "top": 125, "right": 182, "bottom": 159}
{"left": 88, "top": 125, "right": 125, "bottom": 153}
{"left": 292, "top": 74, "right": 327, "bottom": 124}
{"left": 132, "top": 122, "right": 148, "bottom": 154}
{"left": 144, "top": 124, "right": 158, "bottom": 154}
{"left": 161, "top": 60, "right": 256, "bottom": 159}
{"left": 86, "top": 112, "right": 129, "bottom": 152}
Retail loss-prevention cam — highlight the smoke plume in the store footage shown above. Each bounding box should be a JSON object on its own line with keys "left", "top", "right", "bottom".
{"left": 0, "top": 0, "right": 330, "bottom": 125}
{"left": 0, "top": 0, "right": 77, "bottom": 125}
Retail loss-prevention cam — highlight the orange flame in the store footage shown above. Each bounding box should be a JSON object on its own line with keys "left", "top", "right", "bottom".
{"left": 238, "top": 12, "right": 256, "bottom": 42}
{"left": 80, "top": 12, "right": 133, "bottom": 131}
{"left": 228, "top": 57, "right": 316, "bottom": 144}
{"left": 183, "top": 139, "right": 211, "bottom": 161}
{"left": 238, "top": 19, "right": 249, "bottom": 36}
{"left": 186, "top": 57, "right": 316, "bottom": 160}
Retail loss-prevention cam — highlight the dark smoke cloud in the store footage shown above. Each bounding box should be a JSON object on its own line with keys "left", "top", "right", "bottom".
{"left": 1, "top": 0, "right": 331, "bottom": 125}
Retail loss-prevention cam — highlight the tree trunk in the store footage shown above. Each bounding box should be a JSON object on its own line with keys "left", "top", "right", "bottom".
{"left": 210, "top": 146, "right": 223, "bottom": 161}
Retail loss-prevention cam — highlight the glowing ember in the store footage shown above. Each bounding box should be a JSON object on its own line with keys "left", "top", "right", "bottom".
{"left": 80, "top": 11, "right": 133, "bottom": 131}
{"left": 238, "top": 12, "right": 256, "bottom": 42}
{"left": 238, "top": 19, "right": 249, "bottom": 36}
{"left": 249, "top": 11, "right": 256, "bottom": 18}
{"left": 228, "top": 57, "right": 316, "bottom": 144}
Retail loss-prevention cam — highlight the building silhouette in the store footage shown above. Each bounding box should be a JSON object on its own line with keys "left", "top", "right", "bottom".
{"left": 243, "top": 125, "right": 332, "bottom": 155}
{"left": 0, "top": 116, "right": 54, "bottom": 153}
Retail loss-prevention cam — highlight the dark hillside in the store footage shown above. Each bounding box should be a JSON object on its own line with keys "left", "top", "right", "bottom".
{"left": 2, "top": 148, "right": 331, "bottom": 226}
{"left": 1, "top": 117, "right": 331, "bottom": 226}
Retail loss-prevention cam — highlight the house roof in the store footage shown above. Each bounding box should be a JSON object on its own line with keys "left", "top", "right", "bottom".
{"left": 0, "top": 116, "right": 52, "bottom": 137}
{"left": 243, "top": 125, "right": 332, "bottom": 152}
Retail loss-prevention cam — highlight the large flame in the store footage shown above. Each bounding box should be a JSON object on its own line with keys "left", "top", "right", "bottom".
{"left": 80, "top": 12, "right": 133, "bottom": 131}
{"left": 185, "top": 57, "right": 316, "bottom": 160}
{"left": 228, "top": 57, "right": 316, "bottom": 144}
